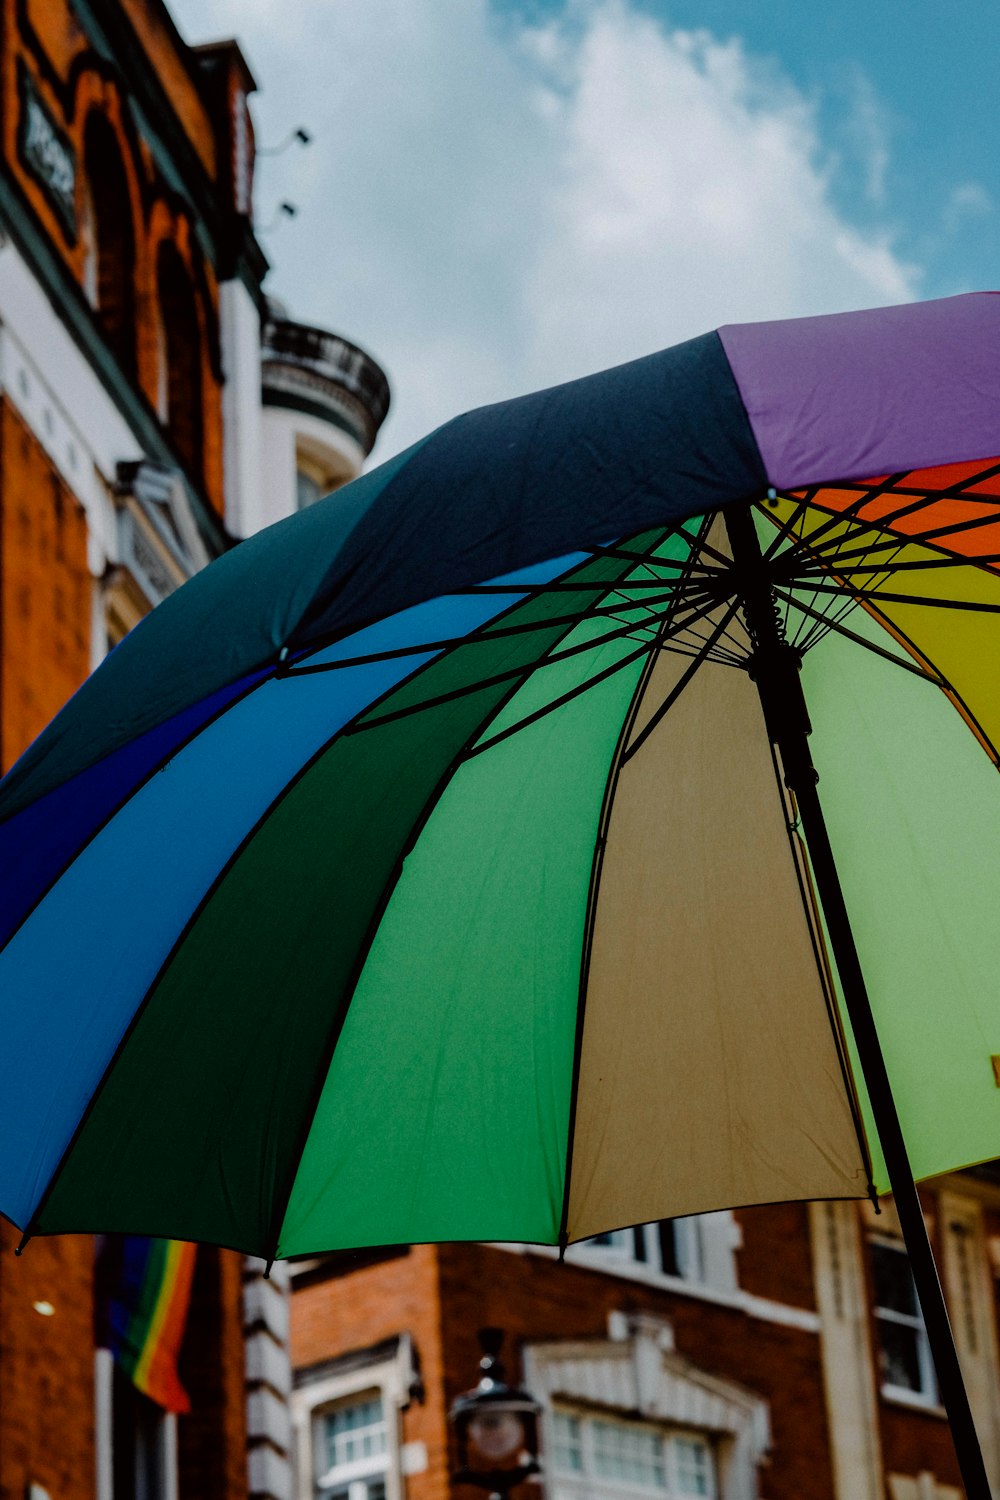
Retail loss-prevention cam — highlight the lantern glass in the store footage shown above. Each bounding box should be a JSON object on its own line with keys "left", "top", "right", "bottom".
{"left": 467, "top": 1410, "right": 525, "bottom": 1462}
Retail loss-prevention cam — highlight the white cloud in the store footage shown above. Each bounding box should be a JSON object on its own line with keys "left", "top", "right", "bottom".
{"left": 834, "top": 65, "right": 893, "bottom": 206}
{"left": 171, "top": 0, "right": 918, "bottom": 457}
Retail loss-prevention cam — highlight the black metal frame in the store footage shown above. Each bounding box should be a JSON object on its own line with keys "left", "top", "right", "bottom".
{"left": 725, "top": 502, "right": 990, "bottom": 1500}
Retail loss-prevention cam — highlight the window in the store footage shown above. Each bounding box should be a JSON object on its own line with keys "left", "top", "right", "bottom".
{"left": 314, "top": 1392, "right": 389, "bottom": 1500}
{"left": 551, "top": 1410, "right": 715, "bottom": 1500}
{"left": 296, "top": 466, "right": 325, "bottom": 510}
{"left": 870, "top": 1236, "right": 937, "bottom": 1401}
{"left": 295, "top": 439, "right": 355, "bottom": 510}
{"left": 582, "top": 1218, "right": 707, "bottom": 1282}
{"left": 95, "top": 1349, "right": 176, "bottom": 1500}
{"left": 82, "top": 113, "right": 136, "bottom": 375}
{"left": 156, "top": 242, "right": 203, "bottom": 483}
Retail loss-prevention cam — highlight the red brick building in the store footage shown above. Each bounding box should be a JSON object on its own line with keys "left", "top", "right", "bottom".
{"left": 288, "top": 1174, "right": 1000, "bottom": 1500}
{"left": 0, "top": 1, "right": 388, "bottom": 1497}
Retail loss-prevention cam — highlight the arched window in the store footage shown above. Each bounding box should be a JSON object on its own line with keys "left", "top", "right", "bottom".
{"left": 82, "top": 113, "right": 136, "bottom": 376}
{"left": 156, "top": 241, "right": 203, "bottom": 482}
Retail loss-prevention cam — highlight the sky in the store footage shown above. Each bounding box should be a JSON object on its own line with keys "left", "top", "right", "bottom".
{"left": 169, "top": 0, "right": 998, "bottom": 460}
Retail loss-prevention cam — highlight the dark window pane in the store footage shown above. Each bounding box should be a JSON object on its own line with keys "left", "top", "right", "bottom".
{"left": 83, "top": 114, "right": 137, "bottom": 377}
{"left": 112, "top": 1364, "right": 164, "bottom": 1500}
{"left": 658, "top": 1221, "right": 680, "bottom": 1277}
{"left": 878, "top": 1320, "right": 925, "bottom": 1392}
{"left": 632, "top": 1226, "right": 647, "bottom": 1262}
{"left": 871, "top": 1243, "right": 918, "bottom": 1316}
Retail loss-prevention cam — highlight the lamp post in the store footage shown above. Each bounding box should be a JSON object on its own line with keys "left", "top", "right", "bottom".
{"left": 450, "top": 1328, "right": 541, "bottom": 1500}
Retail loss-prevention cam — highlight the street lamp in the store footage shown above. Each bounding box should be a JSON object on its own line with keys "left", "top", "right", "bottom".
{"left": 450, "top": 1328, "right": 541, "bottom": 1500}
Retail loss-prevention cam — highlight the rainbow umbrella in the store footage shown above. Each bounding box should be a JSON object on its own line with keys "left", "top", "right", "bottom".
{"left": 2, "top": 292, "right": 1000, "bottom": 1494}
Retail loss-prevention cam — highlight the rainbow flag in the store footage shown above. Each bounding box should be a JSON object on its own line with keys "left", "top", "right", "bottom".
{"left": 96, "top": 1237, "right": 197, "bottom": 1413}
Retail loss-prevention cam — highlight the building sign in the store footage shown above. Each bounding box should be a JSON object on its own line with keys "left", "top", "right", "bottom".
{"left": 17, "top": 62, "right": 76, "bottom": 238}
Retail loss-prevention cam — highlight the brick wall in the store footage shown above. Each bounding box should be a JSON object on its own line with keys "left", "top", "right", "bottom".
{"left": 2, "top": 0, "right": 228, "bottom": 515}
{"left": 291, "top": 1214, "right": 842, "bottom": 1500}
{"left": 0, "top": 398, "right": 91, "bottom": 770}
{"left": 292, "top": 1247, "right": 452, "bottom": 1500}
{"left": 0, "top": 398, "right": 95, "bottom": 1499}
{"left": 0, "top": 1226, "right": 97, "bottom": 1500}
{"left": 738, "top": 1202, "right": 818, "bottom": 1309}
{"left": 178, "top": 1248, "right": 250, "bottom": 1500}
{"left": 0, "top": 397, "right": 249, "bottom": 1500}
{"left": 436, "top": 1236, "right": 836, "bottom": 1500}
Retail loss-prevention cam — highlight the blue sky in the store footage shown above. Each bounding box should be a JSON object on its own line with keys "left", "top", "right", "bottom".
{"left": 170, "top": 0, "right": 996, "bottom": 457}
{"left": 624, "top": 0, "right": 998, "bottom": 294}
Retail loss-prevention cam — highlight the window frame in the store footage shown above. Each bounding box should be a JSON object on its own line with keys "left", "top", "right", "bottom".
{"left": 291, "top": 1346, "right": 412, "bottom": 1500}
{"left": 294, "top": 436, "right": 355, "bottom": 509}
{"left": 549, "top": 1405, "right": 717, "bottom": 1500}
{"left": 94, "top": 1347, "right": 178, "bottom": 1500}
{"left": 313, "top": 1388, "right": 390, "bottom": 1499}
{"left": 573, "top": 1214, "right": 725, "bottom": 1291}
{"left": 869, "top": 1232, "right": 939, "bottom": 1406}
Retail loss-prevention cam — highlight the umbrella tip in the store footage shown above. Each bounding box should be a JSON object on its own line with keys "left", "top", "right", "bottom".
{"left": 15, "top": 1231, "right": 31, "bottom": 1257}
{"left": 867, "top": 1182, "right": 882, "bottom": 1215}
{"left": 263, "top": 1257, "right": 274, "bottom": 1280}
{"left": 557, "top": 1232, "right": 568, "bottom": 1264}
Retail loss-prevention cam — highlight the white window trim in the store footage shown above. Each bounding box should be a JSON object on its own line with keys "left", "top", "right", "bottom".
{"left": 578, "top": 1218, "right": 708, "bottom": 1283}
{"left": 870, "top": 1233, "right": 939, "bottom": 1407}
{"left": 313, "top": 1390, "right": 389, "bottom": 1494}
{"left": 292, "top": 1346, "right": 412, "bottom": 1500}
{"left": 495, "top": 1217, "right": 821, "bottom": 1335}
{"left": 525, "top": 1322, "right": 770, "bottom": 1500}
{"left": 938, "top": 1189, "right": 1000, "bottom": 1487}
{"left": 549, "top": 1406, "right": 718, "bottom": 1500}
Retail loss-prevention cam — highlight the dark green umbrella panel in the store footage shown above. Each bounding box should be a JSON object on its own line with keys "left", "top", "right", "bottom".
{"left": 2, "top": 293, "right": 1000, "bottom": 1265}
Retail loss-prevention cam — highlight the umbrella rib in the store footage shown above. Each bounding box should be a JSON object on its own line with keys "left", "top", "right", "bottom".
{"left": 0, "top": 546, "right": 683, "bottom": 970}
{"left": 259, "top": 533, "right": 712, "bottom": 1264}
{"left": 463, "top": 641, "right": 655, "bottom": 759}
{"left": 781, "top": 573, "right": 1000, "bottom": 767}
{"left": 555, "top": 512, "right": 715, "bottom": 1251}
{"left": 778, "top": 579, "right": 1000, "bottom": 613}
{"left": 774, "top": 458, "right": 1000, "bottom": 535}
{"left": 794, "top": 553, "right": 1000, "bottom": 577}
{"left": 465, "top": 589, "right": 733, "bottom": 759}
{"left": 349, "top": 585, "right": 727, "bottom": 735}
{"left": 582, "top": 542, "right": 716, "bottom": 574}
{"left": 794, "top": 533, "right": 910, "bottom": 654}
{"left": 621, "top": 597, "right": 744, "bottom": 764}
{"left": 769, "top": 474, "right": 910, "bottom": 570}
{"left": 447, "top": 578, "right": 723, "bottom": 592}
{"left": 789, "top": 503, "right": 1000, "bottom": 575}
{"left": 773, "top": 514, "right": 908, "bottom": 579}
{"left": 758, "top": 488, "right": 819, "bottom": 564}
{"left": 284, "top": 529, "right": 682, "bottom": 670}
{"left": 849, "top": 460, "right": 1000, "bottom": 526}
{"left": 785, "top": 512, "right": 862, "bottom": 651}
{"left": 788, "top": 524, "right": 995, "bottom": 574}
{"left": 280, "top": 590, "right": 683, "bottom": 676}
{"left": 771, "top": 589, "right": 938, "bottom": 680}
{"left": 282, "top": 527, "right": 707, "bottom": 681}
{"left": 838, "top": 595, "right": 1000, "bottom": 768}
{"left": 761, "top": 457, "right": 1000, "bottom": 586}
{"left": 25, "top": 547, "right": 672, "bottom": 1254}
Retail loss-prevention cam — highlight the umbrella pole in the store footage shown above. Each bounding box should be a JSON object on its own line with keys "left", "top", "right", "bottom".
{"left": 726, "top": 504, "right": 992, "bottom": 1500}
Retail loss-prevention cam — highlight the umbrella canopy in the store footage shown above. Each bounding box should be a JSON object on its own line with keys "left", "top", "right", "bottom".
{"left": 2, "top": 292, "right": 1000, "bottom": 1266}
